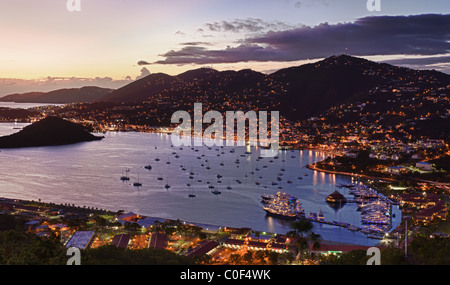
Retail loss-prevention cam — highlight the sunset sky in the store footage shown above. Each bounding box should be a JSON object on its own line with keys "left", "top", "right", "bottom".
{"left": 0, "top": 0, "right": 449, "bottom": 95}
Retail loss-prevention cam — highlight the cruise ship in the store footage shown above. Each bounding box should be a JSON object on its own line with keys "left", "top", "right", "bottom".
{"left": 263, "top": 192, "right": 305, "bottom": 220}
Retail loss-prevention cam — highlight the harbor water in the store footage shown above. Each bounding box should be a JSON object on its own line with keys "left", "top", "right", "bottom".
{"left": 0, "top": 111, "right": 402, "bottom": 246}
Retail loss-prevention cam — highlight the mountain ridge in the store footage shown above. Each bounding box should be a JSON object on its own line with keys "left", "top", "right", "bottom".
{"left": 1, "top": 55, "right": 449, "bottom": 125}
{"left": 99, "top": 54, "right": 450, "bottom": 121}
{"left": 0, "top": 86, "right": 113, "bottom": 104}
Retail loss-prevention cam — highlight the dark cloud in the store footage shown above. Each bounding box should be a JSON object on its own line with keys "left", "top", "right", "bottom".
{"left": 136, "top": 67, "right": 150, "bottom": 80}
{"left": 204, "top": 18, "right": 295, "bottom": 33}
{"left": 381, "top": 55, "right": 450, "bottom": 74}
{"left": 174, "top": 31, "right": 186, "bottom": 36}
{"left": 381, "top": 56, "right": 450, "bottom": 66}
{"left": 154, "top": 45, "right": 281, "bottom": 65}
{"left": 294, "top": 0, "right": 330, "bottom": 8}
{"left": 137, "top": 60, "right": 150, "bottom": 66}
{"left": 154, "top": 14, "right": 450, "bottom": 67}
{"left": 179, "top": 42, "right": 212, "bottom": 46}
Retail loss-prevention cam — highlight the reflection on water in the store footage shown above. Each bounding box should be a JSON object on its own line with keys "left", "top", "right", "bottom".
{"left": 0, "top": 124, "right": 400, "bottom": 245}
{"left": 0, "top": 102, "right": 63, "bottom": 109}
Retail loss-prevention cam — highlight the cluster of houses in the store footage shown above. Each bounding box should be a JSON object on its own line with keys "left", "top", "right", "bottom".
{"left": 397, "top": 193, "right": 448, "bottom": 225}
{"left": 387, "top": 161, "right": 434, "bottom": 175}
{"left": 0, "top": 198, "right": 383, "bottom": 263}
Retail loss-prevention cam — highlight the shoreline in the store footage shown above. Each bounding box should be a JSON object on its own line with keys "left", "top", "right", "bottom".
{"left": 0, "top": 195, "right": 375, "bottom": 248}
{"left": 0, "top": 125, "right": 391, "bottom": 246}
{"left": 306, "top": 163, "right": 399, "bottom": 182}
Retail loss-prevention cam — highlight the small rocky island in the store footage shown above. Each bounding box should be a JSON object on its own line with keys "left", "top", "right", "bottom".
{"left": 0, "top": 116, "right": 103, "bottom": 148}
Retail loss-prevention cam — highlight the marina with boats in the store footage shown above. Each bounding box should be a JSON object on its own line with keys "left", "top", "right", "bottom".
{"left": 0, "top": 123, "right": 397, "bottom": 245}
{"left": 261, "top": 182, "right": 396, "bottom": 240}
{"left": 118, "top": 137, "right": 398, "bottom": 241}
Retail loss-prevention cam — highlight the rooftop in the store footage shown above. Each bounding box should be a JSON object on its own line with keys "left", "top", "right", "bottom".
{"left": 66, "top": 231, "right": 96, "bottom": 249}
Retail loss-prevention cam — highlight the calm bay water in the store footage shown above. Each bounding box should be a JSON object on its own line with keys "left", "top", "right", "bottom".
{"left": 0, "top": 119, "right": 401, "bottom": 246}
{"left": 0, "top": 102, "right": 62, "bottom": 109}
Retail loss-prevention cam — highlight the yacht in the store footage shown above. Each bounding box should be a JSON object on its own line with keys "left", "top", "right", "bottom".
{"left": 120, "top": 168, "right": 130, "bottom": 181}
{"left": 263, "top": 192, "right": 305, "bottom": 220}
{"left": 309, "top": 212, "right": 317, "bottom": 220}
{"left": 133, "top": 173, "right": 142, "bottom": 187}
{"left": 317, "top": 210, "right": 325, "bottom": 222}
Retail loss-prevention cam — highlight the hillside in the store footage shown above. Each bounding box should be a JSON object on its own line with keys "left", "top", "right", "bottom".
{"left": 0, "top": 116, "right": 103, "bottom": 148}
{"left": 99, "top": 55, "right": 450, "bottom": 122}
{"left": 271, "top": 55, "right": 390, "bottom": 120}
{"left": 100, "top": 68, "right": 268, "bottom": 105}
{"left": 0, "top": 86, "right": 113, "bottom": 104}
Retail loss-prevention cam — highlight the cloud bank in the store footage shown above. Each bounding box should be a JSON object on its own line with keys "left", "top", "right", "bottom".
{"left": 149, "top": 14, "right": 450, "bottom": 67}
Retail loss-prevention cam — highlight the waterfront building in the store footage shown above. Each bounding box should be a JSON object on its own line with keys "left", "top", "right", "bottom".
{"left": 326, "top": 191, "right": 347, "bottom": 204}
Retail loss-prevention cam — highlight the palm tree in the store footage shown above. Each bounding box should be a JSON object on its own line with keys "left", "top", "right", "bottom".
{"left": 243, "top": 250, "right": 254, "bottom": 264}
{"left": 229, "top": 253, "right": 241, "bottom": 265}
{"left": 286, "top": 219, "right": 321, "bottom": 262}
{"left": 307, "top": 232, "right": 322, "bottom": 261}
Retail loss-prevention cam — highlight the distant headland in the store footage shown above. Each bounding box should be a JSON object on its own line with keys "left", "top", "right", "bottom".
{"left": 0, "top": 116, "right": 103, "bottom": 148}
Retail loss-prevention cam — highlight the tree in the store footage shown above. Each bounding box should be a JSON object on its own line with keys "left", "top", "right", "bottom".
{"left": 267, "top": 251, "right": 279, "bottom": 265}
{"left": 229, "top": 253, "right": 241, "bottom": 265}
{"left": 307, "top": 232, "right": 322, "bottom": 260}
{"left": 193, "top": 254, "right": 212, "bottom": 264}
{"left": 325, "top": 249, "right": 368, "bottom": 265}
{"left": 243, "top": 250, "right": 254, "bottom": 264}
{"left": 254, "top": 250, "right": 267, "bottom": 264}
{"left": 0, "top": 230, "right": 66, "bottom": 265}
{"left": 286, "top": 219, "right": 321, "bottom": 262}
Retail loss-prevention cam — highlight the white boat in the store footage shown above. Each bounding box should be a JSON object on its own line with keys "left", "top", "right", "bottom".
{"left": 347, "top": 225, "right": 361, "bottom": 231}
{"left": 317, "top": 210, "right": 324, "bottom": 222}
{"left": 263, "top": 192, "right": 305, "bottom": 220}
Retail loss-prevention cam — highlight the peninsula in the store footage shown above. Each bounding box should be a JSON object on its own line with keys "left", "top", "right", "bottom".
{"left": 0, "top": 116, "right": 103, "bottom": 148}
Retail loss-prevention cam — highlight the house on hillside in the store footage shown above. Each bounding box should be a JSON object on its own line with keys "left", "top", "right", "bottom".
{"left": 416, "top": 161, "right": 433, "bottom": 171}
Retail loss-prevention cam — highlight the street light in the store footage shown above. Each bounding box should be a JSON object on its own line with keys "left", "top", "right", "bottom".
{"left": 403, "top": 216, "right": 411, "bottom": 257}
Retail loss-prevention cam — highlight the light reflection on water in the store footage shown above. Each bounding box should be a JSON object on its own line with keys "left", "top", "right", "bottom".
{"left": 0, "top": 123, "right": 400, "bottom": 245}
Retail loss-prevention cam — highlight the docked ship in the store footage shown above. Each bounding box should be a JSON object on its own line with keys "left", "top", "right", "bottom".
{"left": 263, "top": 192, "right": 305, "bottom": 220}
